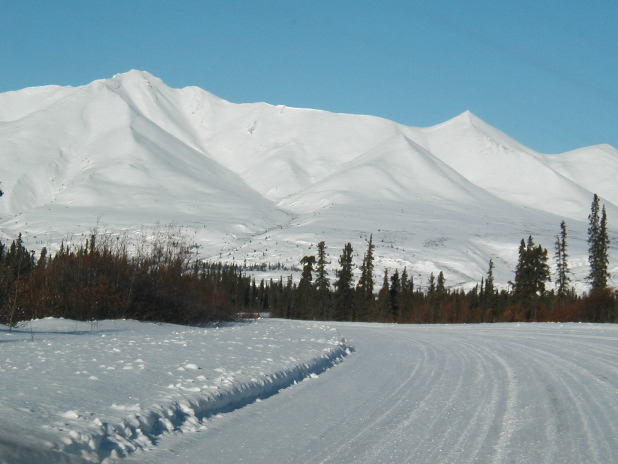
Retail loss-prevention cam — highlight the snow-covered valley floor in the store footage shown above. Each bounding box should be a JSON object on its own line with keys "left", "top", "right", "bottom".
{"left": 1, "top": 319, "right": 616, "bottom": 463}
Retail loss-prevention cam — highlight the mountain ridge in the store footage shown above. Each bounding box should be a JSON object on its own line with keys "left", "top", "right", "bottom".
{"left": 1, "top": 70, "right": 616, "bottom": 290}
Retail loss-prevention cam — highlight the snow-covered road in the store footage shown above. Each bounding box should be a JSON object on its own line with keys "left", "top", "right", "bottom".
{"left": 129, "top": 323, "right": 617, "bottom": 464}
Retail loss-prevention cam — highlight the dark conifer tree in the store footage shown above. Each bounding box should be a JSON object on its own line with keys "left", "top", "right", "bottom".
{"left": 482, "top": 259, "right": 497, "bottom": 321}
{"left": 399, "top": 267, "right": 413, "bottom": 321}
{"left": 512, "top": 239, "right": 528, "bottom": 297}
{"left": 2, "top": 235, "right": 36, "bottom": 328}
{"left": 389, "top": 269, "right": 401, "bottom": 322}
{"left": 333, "top": 243, "right": 354, "bottom": 321}
{"left": 296, "top": 255, "right": 316, "bottom": 319}
{"left": 356, "top": 235, "right": 375, "bottom": 321}
{"left": 485, "top": 259, "right": 495, "bottom": 297}
{"left": 554, "top": 221, "right": 573, "bottom": 300}
{"left": 357, "top": 235, "right": 375, "bottom": 301}
{"left": 436, "top": 271, "right": 447, "bottom": 296}
{"left": 376, "top": 269, "right": 390, "bottom": 321}
{"left": 587, "top": 195, "right": 610, "bottom": 290}
{"left": 314, "top": 241, "right": 330, "bottom": 319}
{"left": 511, "top": 235, "right": 550, "bottom": 320}
{"left": 401, "top": 267, "right": 409, "bottom": 293}
{"left": 428, "top": 272, "right": 436, "bottom": 296}
{"left": 4, "top": 234, "right": 34, "bottom": 276}
{"left": 426, "top": 272, "right": 437, "bottom": 322}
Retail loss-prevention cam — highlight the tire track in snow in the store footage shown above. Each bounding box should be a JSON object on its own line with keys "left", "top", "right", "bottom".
{"left": 310, "top": 324, "right": 617, "bottom": 464}
{"left": 373, "top": 331, "right": 520, "bottom": 464}
{"left": 306, "top": 327, "right": 521, "bottom": 464}
{"left": 491, "top": 334, "right": 618, "bottom": 463}
{"left": 303, "top": 329, "right": 436, "bottom": 463}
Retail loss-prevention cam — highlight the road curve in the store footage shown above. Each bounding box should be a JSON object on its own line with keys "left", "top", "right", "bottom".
{"left": 127, "top": 323, "right": 618, "bottom": 464}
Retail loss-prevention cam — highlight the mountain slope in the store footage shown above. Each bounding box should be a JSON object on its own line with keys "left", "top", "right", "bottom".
{"left": 1, "top": 70, "right": 616, "bottom": 289}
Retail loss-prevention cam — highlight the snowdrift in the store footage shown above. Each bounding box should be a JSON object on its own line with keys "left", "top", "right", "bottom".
{"left": 0, "top": 318, "right": 350, "bottom": 463}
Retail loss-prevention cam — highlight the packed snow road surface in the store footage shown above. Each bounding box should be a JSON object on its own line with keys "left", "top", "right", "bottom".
{"left": 131, "top": 322, "right": 617, "bottom": 464}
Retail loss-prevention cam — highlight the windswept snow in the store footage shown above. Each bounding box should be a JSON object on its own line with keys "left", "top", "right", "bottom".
{"left": 1, "top": 319, "right": 616, "bottom": 463}
{"left": 1, "top": 70, "right": 617, "bottom": 289}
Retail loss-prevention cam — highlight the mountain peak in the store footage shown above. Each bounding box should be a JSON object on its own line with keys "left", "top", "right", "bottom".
{"left": 439, "top": 110, "right": 490, "bottom": 130}
{"left": 456, "top": 109, "right": 475, "bottom": 121}
{"left": 111, "top": 69, "right": 158, "bottom": 82}
{"left": 426, "top": 109, "right": 538, "bottom": 156}
{"left": 0, "top": 71, "right": 616, "bottom": 290}
{"left": 94, "top": 70, "right": 167, "bottom": 94}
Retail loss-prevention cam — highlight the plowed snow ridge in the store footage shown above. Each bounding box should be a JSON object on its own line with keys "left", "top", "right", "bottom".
{"left": 0, "top": 319, "right": 350, "bottom": 463}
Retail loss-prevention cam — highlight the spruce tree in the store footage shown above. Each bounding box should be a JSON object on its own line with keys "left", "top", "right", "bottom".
{"left": 314, "top": 241, "right": 330, "bottom": 319}
{"left": 531, "top": 243, "right": 551, "bottom": 297}
{"left": 485, "top": 259, "right": 495, "bottom": 297}
{"left": 400, "top": 267, "right": 412, "bottom": 320}
{"left": 511, "top": 236, "right": 551, "bottom": 318}
{"left": 376, "top": 269, "right": 390, "bottom": 321}
{"left": 482, "top": 259, "right": 496, "bottom": 320}
{"left": 333, "top": 243, "right": 354, "bottom": 321}
{"left": 554, "top": 220, "right": 572, "bottom": 300}
{"left": 356, "top": 235, "right": 375, "bottom": 321}
{"left": 296, "top": 255, "right": 316, "bottom": 319}
{"left": 436, "top": 271, "right": 447, "bottom": 296}
{"left": 599, "top": 205, "right": 610, "bottom": 285}
{"left": 357, "top": 235, "right": 375, "bottom": 301}
{"left": 3, "top": 234, "right": 35, "bottom": 329}
{"left": 427, "top": 272, "right": 436, "bottom": 296}
{"left": 587, "top": 195, "right": 610, "bottom": 290}
{"left": 389, "top": 269, "right": 401, "bottom": 322}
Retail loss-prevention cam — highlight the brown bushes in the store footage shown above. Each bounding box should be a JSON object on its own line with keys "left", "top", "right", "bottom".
{"left": 0, "top": 230, "right": 253, "bottom": 327}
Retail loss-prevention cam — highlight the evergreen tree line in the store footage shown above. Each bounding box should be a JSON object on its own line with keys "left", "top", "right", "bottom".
{"left": 268, "top": 195, "right": 615, "bottom": 323}
{"left": 269, "top": 240, "right": 613, "bottom": 324}
{"left": 0, "top": 194, "right": 615, "bottom": 327}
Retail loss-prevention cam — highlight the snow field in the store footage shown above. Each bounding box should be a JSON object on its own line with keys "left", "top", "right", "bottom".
{"left": 0, "top": 318, "right": 350, "bottom": 463}
{"left": 2, "top": 70, "right": 617, "bottom": 290}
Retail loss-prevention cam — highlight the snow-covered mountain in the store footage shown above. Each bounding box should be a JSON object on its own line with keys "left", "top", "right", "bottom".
{"left": 1, "top": 70, "right": 616, "bottom": 290}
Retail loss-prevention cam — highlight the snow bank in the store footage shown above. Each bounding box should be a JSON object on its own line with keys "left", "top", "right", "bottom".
{"left": 0, "top": 318, "right": 350, "bottom": 463}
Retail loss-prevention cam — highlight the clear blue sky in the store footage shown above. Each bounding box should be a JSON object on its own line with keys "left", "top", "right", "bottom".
{"left": 2, "top": 0, "right": 616, "bottom": 153}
